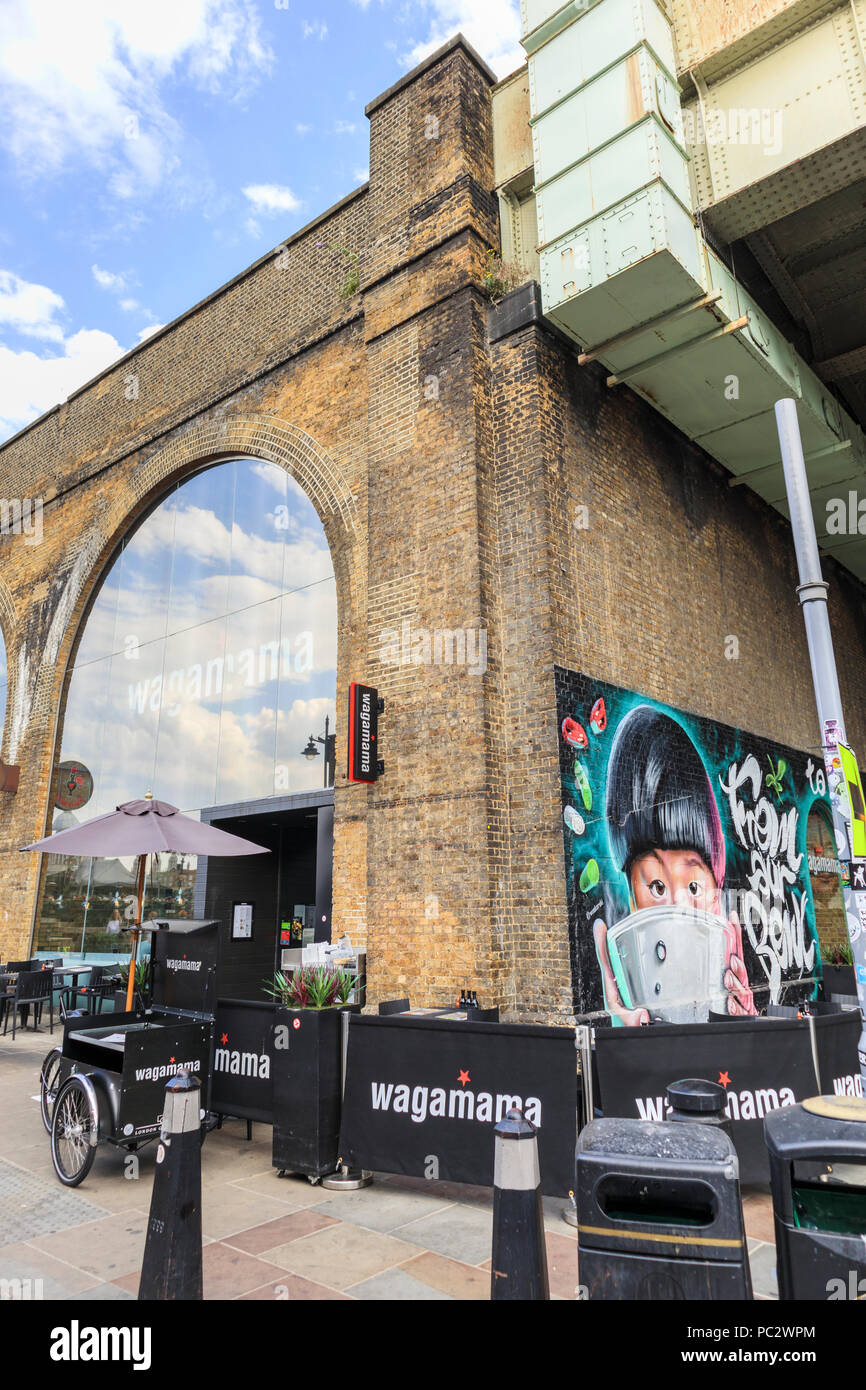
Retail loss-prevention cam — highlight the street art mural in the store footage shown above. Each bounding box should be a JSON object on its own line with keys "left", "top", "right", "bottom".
{"left": 556, "top": 667, "right": 833, "bottom": 1022}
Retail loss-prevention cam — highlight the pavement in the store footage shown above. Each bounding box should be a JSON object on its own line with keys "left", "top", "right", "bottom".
{"left": 0, "top": 1023, "right": 777, "bottom": 1300}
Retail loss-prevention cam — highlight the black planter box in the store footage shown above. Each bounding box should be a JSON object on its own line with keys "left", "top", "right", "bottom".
{"left": 272, "top": 1006, "right": 357, "bottom": 1179}
{"left": 821, "top": 964, "right": 856, "bottom": 999}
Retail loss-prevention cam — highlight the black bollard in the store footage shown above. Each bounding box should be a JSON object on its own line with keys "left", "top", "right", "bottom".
{"left": 666, "top": 1077, "right": 734, "bottom": 1143}
{"left": 138, "top": 1071, "right": 203, "bottom": 1301}
{"left": 490, "top": 1108, "right": 550, "bottom": 1300}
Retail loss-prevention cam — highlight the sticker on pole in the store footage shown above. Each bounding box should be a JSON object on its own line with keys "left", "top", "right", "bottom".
{"left": 156, "top": 1144, "right": 165, "bottom": 1164}
{"left": 838, "top": 744, "right": 866, "bottom": 858}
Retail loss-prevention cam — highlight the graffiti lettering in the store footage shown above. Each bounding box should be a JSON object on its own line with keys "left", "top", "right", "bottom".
{"left": 719, "top": 754, "right": 813, "bottom": 1001}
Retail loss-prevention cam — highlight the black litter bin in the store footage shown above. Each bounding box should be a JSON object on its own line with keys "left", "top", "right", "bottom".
{"left": 764, "top": 1100, "right": 866, "bottom": 1300}
{"left": 577, "top": 1117, "right": 752, "bottom": 1299}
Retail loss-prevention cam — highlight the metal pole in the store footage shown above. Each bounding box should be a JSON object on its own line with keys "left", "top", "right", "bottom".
{"left": 564, "top": 1024, "right": 592, "bottom": 1227}
{"left": 775, "top": 399, "right": 866, "bottom": 1092}
{"left": 125, "top": 852, "right": 147, "bottom": 1013}
{"left": 320, "top": 1009, "right": 372, "bottom": 1190}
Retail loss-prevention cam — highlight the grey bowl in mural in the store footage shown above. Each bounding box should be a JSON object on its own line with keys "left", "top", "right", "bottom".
{"left": 607, "top": 905, "right": 730, "bottom": 1024}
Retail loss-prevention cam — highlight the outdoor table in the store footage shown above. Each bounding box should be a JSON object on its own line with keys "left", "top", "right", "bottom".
{"left": 387, "top": 1005, "right": 499, "bottom": 1022}
{"left": 52, "top": 965, "right": 93, "bottom": 984}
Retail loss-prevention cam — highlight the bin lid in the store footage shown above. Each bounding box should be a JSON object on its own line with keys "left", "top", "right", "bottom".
{"left": 578, "top": 1117, "right": 733, "bottom": 1163}
{"left": 764, "top": 1099, "right": 866, "bottom": 1159}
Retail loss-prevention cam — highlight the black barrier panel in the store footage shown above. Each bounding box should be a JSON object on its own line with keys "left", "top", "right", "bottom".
{"left": 211, "top": 999, "right": 276, "bottom": 1124}
{"left": 595, "top": 1011, "right": 861, "bottom": 1183}
{"left": 338, "top": 1014, "right": 577, "bottom": 1196}
{"left": 151, "top": 920, "right": 219, "bottom": 1014}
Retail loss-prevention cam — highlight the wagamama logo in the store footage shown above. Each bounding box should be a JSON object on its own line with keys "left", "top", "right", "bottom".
{"left": 214, "top": 1037, "right": 270, "bottom": 1079}
{"left": 166, "top": 957, "right": 201, "bottom": 972}
{"left": 370, "top": 1077, "right": 542, "bottom": 1125}
{"left": 134, "top": 1059, "right": 201, "bottom": 1082}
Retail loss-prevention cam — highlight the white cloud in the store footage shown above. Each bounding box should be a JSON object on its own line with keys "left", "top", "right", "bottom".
{"left": 334, "top": 120, "right": 357, "bottom": 135}
{"left": 295, "top": 122, "right": 312, "bottom": 135}
{"left": 0, "top": 1, "right": 274, "bottom": 196}
{"left": 137, "top": 324, "right": 165, "bottom": 342}
{"left": 353, "top": 166, "right": 370, "bottom": 182}
{"left": 396, "top": 0, "right": 525, "bottom": 78}
{"left": 242, "top": 184, "right": 302, "bottom": 215}
{"left": 92, "top": 265, "right": 129, "bottom": 292}
{"left": 302, "top": 21, "right": 328, "bottom": 39}
{"left": 0, "top": 270, "right": 65, "bottom": 342}
{"left": 0, "top": 327, "right": 127, "bottom": 439}
{"left": 120, "top": 298, "right": 140, "bottom": 312}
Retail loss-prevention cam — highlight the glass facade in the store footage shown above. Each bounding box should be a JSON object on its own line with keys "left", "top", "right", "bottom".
{"left": 34, "top": 458, "right": 337, "bottom": 959}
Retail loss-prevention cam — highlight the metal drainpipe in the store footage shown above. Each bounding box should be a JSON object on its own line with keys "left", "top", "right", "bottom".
{"left": 775, "top": 398, "right": 866, "bottom": 1093}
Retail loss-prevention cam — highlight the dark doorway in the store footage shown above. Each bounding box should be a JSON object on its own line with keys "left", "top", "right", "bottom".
{"left": 195, "top": 790, "right": 334, "bottom": 1001}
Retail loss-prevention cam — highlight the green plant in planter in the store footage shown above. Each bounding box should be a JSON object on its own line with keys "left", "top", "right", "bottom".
{"left": 119, "top": 957, "right": 152, "bottom": 994}
{"left": 264, "top": 963, "right": 359, "bottom": 1009}
{"left": 827, "top": 941, "right": 854, "bottom": 966}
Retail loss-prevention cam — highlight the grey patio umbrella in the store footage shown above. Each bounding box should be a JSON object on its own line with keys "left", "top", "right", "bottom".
{"left": 22, "top": 792, "right": 268, "bottom": 1010}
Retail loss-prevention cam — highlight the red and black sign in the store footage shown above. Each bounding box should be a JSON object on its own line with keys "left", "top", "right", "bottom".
{"left": 348, "top": 682, "right": 378, "bottom": 783}
{"left": 338, "top": 1013, "right": 577, "bottom": 1195}
{"left": 54, "top": 760, "right": 93, "bottom": 811}
{"left": 595, "top": 1010, "right": 861, "bottom": 1182}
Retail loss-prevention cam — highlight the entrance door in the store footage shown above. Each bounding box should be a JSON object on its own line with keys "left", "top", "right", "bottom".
{"left": 197, "top": 790, "right": 334, "bottom": 1000}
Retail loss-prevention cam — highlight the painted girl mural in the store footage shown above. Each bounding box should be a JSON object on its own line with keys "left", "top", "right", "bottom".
{"left": 592, "top": 705, "right": 756, "bottom": 1024}
{"left": 557, "top": 669, "right": 824, "bottom": 1024}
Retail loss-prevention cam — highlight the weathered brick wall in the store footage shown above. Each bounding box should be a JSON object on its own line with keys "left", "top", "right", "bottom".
{"left": 487, "top": 296, "right": 866, "bottom": 1020}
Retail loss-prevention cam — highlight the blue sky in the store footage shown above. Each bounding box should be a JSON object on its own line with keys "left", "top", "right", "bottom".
{"left": 0, "top": 0, "right": 523, "bottom": 443}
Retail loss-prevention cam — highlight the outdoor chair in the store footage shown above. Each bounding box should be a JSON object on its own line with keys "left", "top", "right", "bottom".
{"left": 58, "top": 964, "right": 115, "bottom": 1017}
{"left": 0, "top": 961, "right": 41, "bottom": 1031}
{"left": 3, "top": 967, "right": 54, "bottom": 1039}
{"left": 378, "top": 997, "right": 410, "bottom": 1015}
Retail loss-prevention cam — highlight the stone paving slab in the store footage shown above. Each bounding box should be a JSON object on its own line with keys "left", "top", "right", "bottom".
{"left": 350, "top": 1266, "right": 453, "bottom": 1300}
{"left": 0, "top": 1157, "right": 110, "bottom": 1243}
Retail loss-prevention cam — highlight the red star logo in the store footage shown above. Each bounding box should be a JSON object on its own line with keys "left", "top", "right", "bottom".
{"left": 718, "top": 1070, "right": 731, "bottom": 1089}
{"left": 458, "top": 1069, "right": 470, "bottom": 1087}
{"left": 169, "top": 1057, "right": 175, "bottom": 1064}
{"left": 221, "top": 1033, "right": 228, "bottom": 1045}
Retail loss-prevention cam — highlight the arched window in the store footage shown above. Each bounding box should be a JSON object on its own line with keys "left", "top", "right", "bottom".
{"left": 35, "top": 458, "right": 337, "bottom": 959}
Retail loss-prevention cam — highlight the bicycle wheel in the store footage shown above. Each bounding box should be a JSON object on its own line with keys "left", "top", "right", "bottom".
{"left": 39, "top": 1047, "right": 63, "bottom": 1133}
{"left": 50, "top": 1077, "right": 98, "bottom": 1187}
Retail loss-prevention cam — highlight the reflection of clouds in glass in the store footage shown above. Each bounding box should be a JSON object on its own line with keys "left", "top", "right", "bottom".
{"left": 77, "top": 522, "right": 333, "bottom": 663}
{"left": 54, "top": 457, "right": 337, "bottom": 821}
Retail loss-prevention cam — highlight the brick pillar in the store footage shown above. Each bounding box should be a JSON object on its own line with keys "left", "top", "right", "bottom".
{"left": 360, "top": 38, "right": 501, "bottom": 1009}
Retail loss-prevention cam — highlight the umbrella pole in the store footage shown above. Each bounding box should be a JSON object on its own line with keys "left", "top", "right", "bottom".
{"left": 125, "top": 853, "right": 147, "bottom": 1012}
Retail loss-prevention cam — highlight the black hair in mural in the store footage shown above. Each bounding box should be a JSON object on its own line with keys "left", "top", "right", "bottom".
{"left": 606, "top": 705, "right": 726, "bottom": 889}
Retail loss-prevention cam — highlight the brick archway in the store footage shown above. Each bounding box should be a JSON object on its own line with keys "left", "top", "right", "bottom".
{"left": 16, "top": 413, "right": 363, "bottom": 830}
